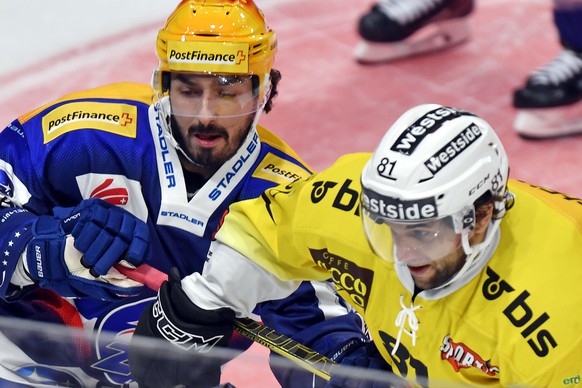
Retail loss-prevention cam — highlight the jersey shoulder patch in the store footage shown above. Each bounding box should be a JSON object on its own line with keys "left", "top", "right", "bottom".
{"left": 252, "top": 152, "right": 311, "bottom": 185}
{"left": 256, "top": 125, "right": 315, "bottom": 173}
{"left": 19, "top": 83, "right": 154, "bottom": 144}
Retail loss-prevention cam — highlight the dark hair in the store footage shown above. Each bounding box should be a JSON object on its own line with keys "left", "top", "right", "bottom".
{"left": 474, "top": 188, "right": 513, "bottom": 222}
{"left": 261, "top": 68, "right": 281, "bottom": 114}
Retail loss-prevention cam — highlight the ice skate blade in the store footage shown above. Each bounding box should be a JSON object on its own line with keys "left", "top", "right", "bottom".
{"left": 354, "top": 18, "right": 470, "bottom": 63}
{"left": 514, "top": 104, "right": 582, "bottom": 139}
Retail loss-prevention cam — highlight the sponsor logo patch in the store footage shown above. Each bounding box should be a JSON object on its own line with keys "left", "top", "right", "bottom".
{"left": 76, "top": 173, "right": 148, "bottom": 221}
{"left": 153, "top": 297, "right": 224, "bottom": 352}
{"left": 361, "top": 189, "right": 437, "bottom": 221}
{"left": 424, "top": 123, "right": 482, "bottom": 176}
{"left": 563, "top": 374, "right": 581, "bottom": 385}
{"left": 167, "top": 41, "right": 249, "bottom": 74}
{"left": 252, "top": 153, "right": 310, "bottom": 185}
{"left": 89, "top": 178, "right": 130, "bottom": 205}
{"left": 310, "top": 248, "right": 374, "bottom": 309}
{"left": 391, "top": 107, "right": 463, "bottom": 155}
{"left": 483, "top": 266, "right": 557, "bottom": 357}
{"left": 42, "top": 102, "right": 137, "bottom": 143}
{"left": 440, "top": 335, "right": 500, "bottom": 376}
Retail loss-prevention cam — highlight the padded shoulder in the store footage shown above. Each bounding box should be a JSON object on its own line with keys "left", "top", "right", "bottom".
{"left": 256, "top": 125, "right": 315, "bottom": 173}
{"left": 19, "top": 82, "right": 154, "bottom": 124}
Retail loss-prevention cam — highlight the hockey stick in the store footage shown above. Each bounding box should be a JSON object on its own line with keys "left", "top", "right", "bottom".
{"left": 115, "top": 263, "right": 338, "bottom": 380}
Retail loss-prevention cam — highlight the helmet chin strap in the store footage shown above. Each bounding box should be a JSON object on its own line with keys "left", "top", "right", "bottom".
{"left": 461, "top": 229, "right": 473, "bottom": 256}
{"left": 156, "top": 96, "right": 204, "bottom": 168}
{"left": 431, "top": 191, "right": 511, "bottom": 292}
{"left": 435, "top": 217, "right": 501, "bottom": 291}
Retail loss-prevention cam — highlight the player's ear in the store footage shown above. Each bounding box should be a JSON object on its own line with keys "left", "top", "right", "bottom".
{"left": 474, "top": 204, "right": 494, "bottom": 234}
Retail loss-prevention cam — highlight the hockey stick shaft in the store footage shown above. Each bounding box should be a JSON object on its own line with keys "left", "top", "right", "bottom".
{"left": 115, "top": 263, "right": 338, "bottom": 380}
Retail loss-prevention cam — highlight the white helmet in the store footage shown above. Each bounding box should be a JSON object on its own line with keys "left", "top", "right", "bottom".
{"left": 361, "top": 104, "right": 510, "bottom": 285}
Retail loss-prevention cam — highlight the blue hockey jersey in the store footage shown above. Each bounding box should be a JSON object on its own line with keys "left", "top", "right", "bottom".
{"left": 0, "top": 82, "right": 365, "bottom": 386}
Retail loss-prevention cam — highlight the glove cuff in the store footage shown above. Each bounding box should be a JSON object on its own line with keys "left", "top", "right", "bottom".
{"left": 25, "top": 216, "right": 66, "bottom": 283}
{"left": 151, "top": 271, "right": 235, "bottom": 351}
{"left": 0, "top": 223, "right": 34, "bottom": 300}
{"left": 329, "top": 337, "right": 370, "bottom": 362}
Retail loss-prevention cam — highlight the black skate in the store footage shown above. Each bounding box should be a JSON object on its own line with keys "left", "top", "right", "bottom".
{"left": 513, "top": 49, "right": 582, "bottom": 138}
{"left": 354, "top": 0, "right": 474, "bottom": 63}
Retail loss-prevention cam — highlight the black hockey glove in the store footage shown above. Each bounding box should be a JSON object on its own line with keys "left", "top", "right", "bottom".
{"left": 326, "top": 341, "right": 408, "bottom": 388}
{"left": 129, "top": 267, "right": 235, "bottom": 388}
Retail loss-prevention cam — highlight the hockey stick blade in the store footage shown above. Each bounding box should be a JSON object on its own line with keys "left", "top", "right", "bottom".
{"left": 114, "top": 263, "right": 338, "bottom": 380}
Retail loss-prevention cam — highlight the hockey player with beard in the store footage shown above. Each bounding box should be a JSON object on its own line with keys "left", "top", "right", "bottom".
{"left": 0, "top": 1, "right": 368, "bottom": 386}
{"left": 131, "top": 103, "right": 582, "bottom": 387}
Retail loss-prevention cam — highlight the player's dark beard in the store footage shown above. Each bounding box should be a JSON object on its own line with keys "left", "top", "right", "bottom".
{"left": 420, "top": 249, "right": 467, "bottom": 290}
{"left": 171, "top": 116, "right": 251, "bottom": 170}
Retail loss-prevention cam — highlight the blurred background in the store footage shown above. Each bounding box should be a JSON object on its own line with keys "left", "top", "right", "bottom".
{"left": 0, "top": 0, "right": 578, "bottom": 385}
{"left": 2, "top": 0, "right": 580, "bottom": 197}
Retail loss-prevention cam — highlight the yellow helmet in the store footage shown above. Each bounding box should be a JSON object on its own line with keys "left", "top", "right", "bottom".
{"left": 155, "top": 0, "right": 277, "bottom": 103}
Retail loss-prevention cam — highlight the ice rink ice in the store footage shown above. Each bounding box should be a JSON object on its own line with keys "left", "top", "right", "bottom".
{"left": 0, "top": 0, "right": 580, "bottom": 387}
{"left": 2, "top": 0, "right": 581, "bottom": 198}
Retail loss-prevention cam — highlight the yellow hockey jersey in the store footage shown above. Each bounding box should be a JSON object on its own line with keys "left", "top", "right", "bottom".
{"left": 215, "top": 152, "right": 582, "bottom": 387}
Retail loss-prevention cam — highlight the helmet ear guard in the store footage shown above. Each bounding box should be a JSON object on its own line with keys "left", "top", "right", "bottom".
{"left": 151, "top": 68, "right": 171, "bottom": 93}
{"left": 453, "top": 206, "right": 475, "bottom": 234}
{"left": 161, "top": 71, "right": 171, "bottom": 94}
{"left": 453, "top": 206, "right": 477, "bottom": 256}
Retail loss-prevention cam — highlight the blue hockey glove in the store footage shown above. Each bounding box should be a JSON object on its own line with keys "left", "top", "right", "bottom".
{"left": 326, "top": 341, "right": 408, "bottom": 388}
{"left": 53, "top": 198, "right": 149, "bottom": 275}
{"left": 129, "top": 268, "right": 235, "bottom": 388}
{"left": 24, "top": 198, "right": 149, "bottom": 300}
